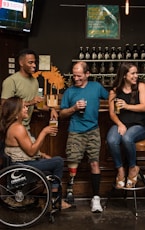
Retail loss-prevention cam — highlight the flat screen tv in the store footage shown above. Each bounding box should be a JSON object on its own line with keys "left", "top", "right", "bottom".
{"left": 0, "top": 0, "right": 35, "bottom": 33}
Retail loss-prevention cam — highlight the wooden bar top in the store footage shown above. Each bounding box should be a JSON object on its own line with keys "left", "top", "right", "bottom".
{"left": 35, "top": 99, "right": 109, "bottom": 112}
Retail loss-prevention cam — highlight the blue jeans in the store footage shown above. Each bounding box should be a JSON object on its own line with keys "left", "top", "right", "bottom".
{"left": 107, "top": 125, "right": 145, "bottom": 168}
{"left": 13, "top": 156, "right": 64, "bottom": 189}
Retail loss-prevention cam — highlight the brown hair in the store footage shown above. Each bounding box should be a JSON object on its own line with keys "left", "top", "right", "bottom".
{"left": 0, "top": 97, "right": 23, "bottom": 141}
{"left": 113, "top": 62, "right": 139, "bottom": 104}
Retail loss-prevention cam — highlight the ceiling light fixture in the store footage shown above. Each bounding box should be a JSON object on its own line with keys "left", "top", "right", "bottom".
{"left": 23, "top": 0, "right": 27, "bottom": 18}
{"left": 125, "top": 0, "right": 129, "bottom": 15}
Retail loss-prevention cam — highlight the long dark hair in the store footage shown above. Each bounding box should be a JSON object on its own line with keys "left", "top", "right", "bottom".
{"left": 0, "top": 97, "right": 23, "bottom": 141}
{"left": 113, "top": 62, "right": 139, "bottom": 104}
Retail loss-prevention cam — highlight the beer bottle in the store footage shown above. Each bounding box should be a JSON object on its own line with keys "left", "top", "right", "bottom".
{"left": 108, "top": 62, "right": 114, "bottom": 74}
{"left": 104, "top": 46, "right": 110, "bottom": 60}
{"left": 140, "top": 44, "right": 145, "bottom": 60}
{"left": 91, "top": 47, "right": 97, "bottom": 60}
{"left": 100, "top": 62, "right": 105, "bottom": 74}
{"left": 111, "top": 47, "right": 117, "bottom": 60}
{"left": 117, "top": 47, "right": 123, "bottom": 60}
{"left": 85, "top": 47, "right": 91, "bottom": 60}
{"left": 91, "top": 62, "right": 98, "bottom": 74}
{"left": 97, "top": 47, "right": 104, "bottom": 60}
{"left": 78, "top": 47, "right": 85, "bottom": 60}
{"left": 132, "top": 44, "right": 139, "bottom": 60}
{"left": 124, "top": 44, "right": 132, "bottom": 59}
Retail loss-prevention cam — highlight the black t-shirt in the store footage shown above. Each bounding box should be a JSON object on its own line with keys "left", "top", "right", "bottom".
{"left": 116, "top": 91, "right": 145, "bottom": 128}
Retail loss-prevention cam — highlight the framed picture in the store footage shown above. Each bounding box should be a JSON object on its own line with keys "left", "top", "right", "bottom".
{"left": 86, "top": 5, "right": 120, "bottom": 39}
{"left": 39, "top": 55, "right": 51, "bottom": 71}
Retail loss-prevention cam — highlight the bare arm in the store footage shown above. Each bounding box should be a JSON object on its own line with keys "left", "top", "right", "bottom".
{"left": 60, "top": 105, "right": 77, "bottom": 118}
{"left": 50, "top": 108, "right": 58, "bottom": 120}
{"left": 6, "top": 123, "right": 58, "bottom": 157}
{"left": 24, "top": 96, "right": 43, "bottom": 106}
{"left": 109, "top": 90, "right": 127, "bottom": 136}
{"left": 109, "top": 90, "right": 123, "bottom": 126}
{"left": 35, "top": 100, "right": 59, "bottom": 120}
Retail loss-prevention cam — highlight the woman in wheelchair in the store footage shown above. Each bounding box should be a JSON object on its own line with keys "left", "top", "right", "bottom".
{"left": 0, "top": 96, "right": 71, "bottom": 210}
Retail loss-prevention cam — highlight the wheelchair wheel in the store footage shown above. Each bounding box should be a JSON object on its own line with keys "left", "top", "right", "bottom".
{"left": 0, "top": 164, "right": 51, "bottom": 228}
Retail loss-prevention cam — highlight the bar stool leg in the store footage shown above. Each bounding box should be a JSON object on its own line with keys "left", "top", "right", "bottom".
{"left": 133, "top": 189, "right": 138, "bottom": 217}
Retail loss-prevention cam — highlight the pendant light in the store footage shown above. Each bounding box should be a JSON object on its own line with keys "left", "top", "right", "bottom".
{"left": 125, "top": 0, "right": 129, "bottom": 15}
{"left": 23, "top": 0, "right": 27, "bottom": 18}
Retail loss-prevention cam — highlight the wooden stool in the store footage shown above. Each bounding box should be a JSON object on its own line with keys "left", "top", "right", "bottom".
{"left": 105, "top": 139, "right": 145, "bottom": 217}
{"left": 136, "top": 139, "right": 145, "bottom": 152}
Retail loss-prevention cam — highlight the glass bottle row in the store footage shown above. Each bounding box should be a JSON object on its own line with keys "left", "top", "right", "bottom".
{"left": 78, "top": 44, "right": 145, "bottom": 61}
{"left": 89, "top": 61, "right": 145, "bottom": 74}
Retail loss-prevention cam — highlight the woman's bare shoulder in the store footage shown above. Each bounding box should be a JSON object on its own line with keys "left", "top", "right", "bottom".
{"left": 138, "top": 82, "right": 145, "bottom": 90}
{"left": 8, "top": 123, "right": 26, "bottom": 135}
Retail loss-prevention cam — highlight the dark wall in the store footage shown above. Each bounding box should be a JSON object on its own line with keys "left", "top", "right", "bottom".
{"left": 28, "top": 0, "right": 145, "bottom": 74}
{"left": 0, "top": 33, "right": 28, "bottom": 92}
{"left": 0, "top": 0, "right": 145, "bottom": 87}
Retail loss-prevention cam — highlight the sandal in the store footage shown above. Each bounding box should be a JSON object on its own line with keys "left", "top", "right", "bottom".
{"left": 116, "top": 177, "right": 125, "bottom": 189}
{"left": 126, "top": 166, "right": 140, "bottom": 188}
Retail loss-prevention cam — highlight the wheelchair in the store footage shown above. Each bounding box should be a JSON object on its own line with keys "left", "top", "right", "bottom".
{"left": 0, "top": 147, "right": 62, "bottom": 228}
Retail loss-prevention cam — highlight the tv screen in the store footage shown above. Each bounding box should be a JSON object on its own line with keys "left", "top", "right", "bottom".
{"left": 0, "top": 0, "right": 35, "bottom": 33}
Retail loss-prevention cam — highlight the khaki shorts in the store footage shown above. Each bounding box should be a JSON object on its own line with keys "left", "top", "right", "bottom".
{"left": 66, "top": 128, "right": 101, "bottom": 163}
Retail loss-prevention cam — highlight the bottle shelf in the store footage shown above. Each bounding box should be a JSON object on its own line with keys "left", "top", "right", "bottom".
{"left": 63, "top": 58, "right": 145, "bottom": 88}
{"left": 72, "top": 59, "right": 145, "bottom": 63}
{"left": 64, "top": 73, "right": 145, "bottom": 77}
{"left": 63, "top": 73, "right": 145, "bottom": 88}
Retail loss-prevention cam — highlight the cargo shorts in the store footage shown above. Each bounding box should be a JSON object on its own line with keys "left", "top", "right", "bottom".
{"left": 66, "top": 128, "right": 101, "bottom": 163}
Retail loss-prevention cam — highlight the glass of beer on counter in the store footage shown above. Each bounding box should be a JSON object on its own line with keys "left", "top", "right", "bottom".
{"left": 49, "top": 119, "right": 58, "bottom": 136}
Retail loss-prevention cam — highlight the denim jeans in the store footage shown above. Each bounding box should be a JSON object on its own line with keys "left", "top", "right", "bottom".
{"left": 13, "top": 156, "right": 64, "bottom": 189}
{"left": 107, "top": 125, "right": 145, "bottom": 168}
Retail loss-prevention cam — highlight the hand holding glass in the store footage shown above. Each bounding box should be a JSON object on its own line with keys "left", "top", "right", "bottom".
{"left": 79, "top": 99, "right": 87, "bottom": 113}
{"left": 114, "top": 98, "right": 120, "bottom": 114}
{"left": 49, "top": 120, "right": 58, "bottom": 136}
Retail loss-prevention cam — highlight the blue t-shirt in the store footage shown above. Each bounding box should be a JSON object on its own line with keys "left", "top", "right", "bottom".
{"left": 60, "top": 81, "right": 108, "bottom": 133}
